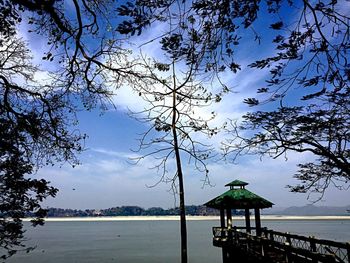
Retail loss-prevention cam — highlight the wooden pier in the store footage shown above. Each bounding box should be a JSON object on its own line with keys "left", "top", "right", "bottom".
{"left": 204, "top": 180, "right": 350, "bottom": 263}
{"left": 212, "top": 226, "right": 350, "bottom": 263}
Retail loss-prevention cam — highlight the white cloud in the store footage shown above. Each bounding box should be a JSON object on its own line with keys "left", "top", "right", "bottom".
{"left": 90, "top": 148, "right": 141, "bottom": 159}
{"left": 111, "top": 83, "right": 147, "bottom": 112}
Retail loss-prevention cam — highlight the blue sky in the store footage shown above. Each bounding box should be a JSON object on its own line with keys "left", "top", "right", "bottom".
{"left": 19, "top": 1, "right": 350, "bottom": 210}
{"left": 36, "top": 108, "right": 350, "bottom": 210}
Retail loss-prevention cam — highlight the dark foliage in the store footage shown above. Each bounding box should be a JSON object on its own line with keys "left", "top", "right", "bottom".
{"left": 224, "top": 1, "right": 349, "bottom": 196}
{"left": 116, "top": 1, "right": 349, "bottom": 197}
{"left": 224, "top": 88, "right": 350, "bottom": 199}
{"left": 0, "top": 35, "right": 83, "bottom": 259}
{"left": 0, "top": 0, "right": 131, "bottom": 259}
{"left": 1, "top": 0, "right": 137, "bottom": 106}
{"left": 116, "top": 0, "right": 293, "bottom": 73}
{"left": 0, "top": 145, "right": 58, "bottom": 260}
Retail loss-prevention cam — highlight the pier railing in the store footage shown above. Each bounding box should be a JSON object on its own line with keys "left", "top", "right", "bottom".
{"left": 213, "top": 227, "right": 350, "bottom": 263}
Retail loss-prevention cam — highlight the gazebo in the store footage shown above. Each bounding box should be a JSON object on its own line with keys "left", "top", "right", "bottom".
{"left": 204, "top": 180, "right": 349, "bottom": 263}
{"left": 205, "top": 179, "right": 273, "bottom": 235}
{"left": 205, "top": 180, "right": 273, "bottom": 262}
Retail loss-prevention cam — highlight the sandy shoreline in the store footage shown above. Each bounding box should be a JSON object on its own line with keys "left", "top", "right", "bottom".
{"left": 21, "top": 215, "right": 350, "bottom": 222}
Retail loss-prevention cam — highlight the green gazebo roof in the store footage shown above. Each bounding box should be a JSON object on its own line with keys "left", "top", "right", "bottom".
{"left": 225, "top": 180, "right": 248, "bottom": 187}
{"left": 205, "top": 181, "right": 274, "bottom": 209}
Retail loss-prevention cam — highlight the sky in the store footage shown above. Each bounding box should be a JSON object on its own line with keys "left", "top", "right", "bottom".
{"left": 20, "top": 1, "right": 350, "bottom": 210}
{"left": 37, "top": 108, "right": 350, "bottom": 210}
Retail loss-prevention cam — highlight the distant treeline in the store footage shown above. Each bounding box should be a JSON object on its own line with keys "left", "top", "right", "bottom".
{"left": 45, "top": 206, "right": 246, "bottom": 217}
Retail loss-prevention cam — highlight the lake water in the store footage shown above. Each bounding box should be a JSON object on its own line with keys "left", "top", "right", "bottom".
{"left": 5, "top": 219, "right": 350, "bottom": 263}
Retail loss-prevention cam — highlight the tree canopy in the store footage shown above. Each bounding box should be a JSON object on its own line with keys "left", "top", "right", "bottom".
{"left": 117, "top": 0, "right": 350, "bottom": 197}
{"left": 224, "top": 89, "right": 350, "bottom": 197}
{"left": 0, "top": 33, "right": 82, "bottom": 261}
{"left": 0, "top": 0, "right": 130, "bottom": 258}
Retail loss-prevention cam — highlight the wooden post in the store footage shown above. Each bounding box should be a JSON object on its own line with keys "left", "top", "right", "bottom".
{"left": 220, "top": 208, "right": 228, "bottom": 263}
{"left": 262, "top": 227, "right": 268, "bottom": 238}
{"left": 222, "top": 248, "right": 228, "bottom": 263}
{"left": 309, "top": 236, "right": 317, "bottom": 263}
{"left": 255, "top": 208, "right": 261, "bottom": 236}
{"left": 220, "top": 208, "right": 225, "bottom": 229}
{"left": 226, "top": 208, "right": 233, "bottom": 261}
{"left": 226, "top": 208, "right": 232, "bottom": 229}
{"left": 245, "top": 208, "right": 251, "bottom": 233}
{"left": 285, "top": 245, "right": 290, "bottom": 263}
{"left": 309, "top": 236, "right": 316, "bottom": 251}
{"left": 261, "top": 237, "right": 265, "bottom": 257}
{"left": 286, "top": 233, "right": 291, "bottom": 245}
{"left": 285, "top": 233, "right": 291, "bottom": 263}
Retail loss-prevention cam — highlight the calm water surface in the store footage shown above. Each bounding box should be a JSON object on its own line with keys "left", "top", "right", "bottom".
{"left": 6, "top": 219, "right": 350, "bottom": 263}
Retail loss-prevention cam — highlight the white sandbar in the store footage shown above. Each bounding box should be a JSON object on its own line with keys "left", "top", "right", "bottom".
{"left": 21, "top": 215, "right": 350, "bottom": 222}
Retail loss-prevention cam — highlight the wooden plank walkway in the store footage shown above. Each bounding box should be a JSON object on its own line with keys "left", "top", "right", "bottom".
{"left": 212, "top": 227, "right": 350, "bottom": 263}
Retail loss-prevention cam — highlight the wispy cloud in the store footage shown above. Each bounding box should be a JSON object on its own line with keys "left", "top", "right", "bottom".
{"left": 90, "top": 148, "right": 141, "bottom": 159}
{"left": 37, "top": 146, "right": 349, "bottom": 210}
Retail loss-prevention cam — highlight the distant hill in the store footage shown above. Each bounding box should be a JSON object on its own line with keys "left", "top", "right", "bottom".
{"left": 264, "top": 204, "right": 350, "bottom": 216}
{"left": 44, "top": 205, "right": 246, "bottom": 217}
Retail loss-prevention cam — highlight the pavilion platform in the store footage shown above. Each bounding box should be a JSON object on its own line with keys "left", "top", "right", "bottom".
{"left": 205, "top": 180, "right": 350, "bottom": 263}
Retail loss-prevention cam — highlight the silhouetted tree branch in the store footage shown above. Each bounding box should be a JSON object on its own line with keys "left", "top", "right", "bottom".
{"left": 124, "top": 51, "right": 225, "bottom": 262}
{"left": 223, "top": 89, "right": 350, "bottom": 199}
{"left": 0, "top": 1, "right": 140, "bottom": 258}
{"left": 0, "top": 35, "right": 85, "bottom": 259}
{"left": 117, "top": 0, "right": 349, "bottom": 197}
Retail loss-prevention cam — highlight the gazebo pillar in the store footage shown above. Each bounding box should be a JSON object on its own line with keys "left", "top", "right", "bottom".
{"left": 245, "top": 208, "right": 251, "bottom": 233}
{"left": 226, "top": 208, "right": 232, "bottom": 228}
{"left": 220, "top": 208, "right": 225, "bottom": 228}
{"left": 254, "top": 208, "right": 262, "bottom": 236}
{"left": 220, "top": 208, "right": 229, "bottom": 263}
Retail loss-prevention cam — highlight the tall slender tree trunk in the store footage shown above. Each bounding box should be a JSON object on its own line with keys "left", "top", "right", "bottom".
{"left": 172, "top": 85, "right": 188, "bottom": 263}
